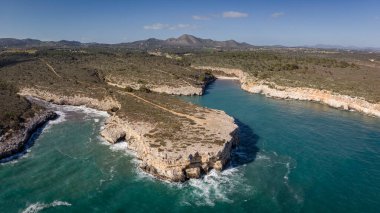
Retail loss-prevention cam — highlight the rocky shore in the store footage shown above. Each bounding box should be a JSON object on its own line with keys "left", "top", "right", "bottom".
{"left": 193, "top": 66, "right": 380, "bottom": 118}
{"left": 18, "top": 87, "right": 239, "bottom": 182}
{"left": 0, "top": 109, "right": 57, "bottom": 160}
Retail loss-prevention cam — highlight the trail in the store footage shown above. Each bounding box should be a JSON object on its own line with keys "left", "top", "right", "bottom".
{"left": 40, "top": 59, "right": 62, "bottom": 78}
{"left": 107, "top": 80, "right": 204, "bottom": 123}
{"left": 118, "top": 90, "right": 202, "bottom": 123}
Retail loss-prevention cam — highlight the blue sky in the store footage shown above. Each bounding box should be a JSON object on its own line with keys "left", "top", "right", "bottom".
{"left": 0, "top": 0, "right": 379, "bottom": 47}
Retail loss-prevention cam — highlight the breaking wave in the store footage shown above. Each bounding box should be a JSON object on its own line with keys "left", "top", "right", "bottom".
{"left": 180, "top": 167, "right": 252, "bottom": 206}
{"left": 22, "top": 200, "right": 71, "bottom": 213}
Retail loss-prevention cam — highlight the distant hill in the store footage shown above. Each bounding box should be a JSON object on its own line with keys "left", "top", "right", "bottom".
{"left": 126, "top": 34, "right": 253, "bottom": 50}
{"left": 1, "top": 35, "right": 379, "bottom": 52}
{"left": 302, "top": 44, "right": 380, "bottom": 52}
{"left": 0, "top": 34, "right": 254, "bottom": 50}
{"left": 0, "top": 38, "right": 82, "bottom": 48}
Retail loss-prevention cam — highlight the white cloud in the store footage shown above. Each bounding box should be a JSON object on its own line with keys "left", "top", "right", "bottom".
{"left": 192, "top": 15, "right": 210, "bottom": 20}
{"left": 143, "top": 23, "right": 196, "bottom": 30}
{"left": 143, "top": 23, "right": 169, "bottom": 30}
{"left": 272, "top": 12, "right": 285, "bottom": 18}
{"left": 222, "top": 11, "right": 248, "bottom": 18}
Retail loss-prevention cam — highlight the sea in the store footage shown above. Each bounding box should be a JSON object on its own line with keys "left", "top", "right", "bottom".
{"left": 1, "top": 79, "right": 380, "bottom": 213}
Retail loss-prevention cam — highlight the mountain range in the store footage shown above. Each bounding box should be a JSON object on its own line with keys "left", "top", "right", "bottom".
{"left": 1, "top": 34, "right": 379, "bottom": 52}
{"left": 0, "top": 34, "right": 253, "bottom": 50}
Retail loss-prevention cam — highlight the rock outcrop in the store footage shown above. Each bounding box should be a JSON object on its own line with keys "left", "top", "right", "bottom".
{"left": 0, "top": 110, "right": 57, "bottom": 159}
{"left": 193, "top": 66, "right": 380, "bottom": 118}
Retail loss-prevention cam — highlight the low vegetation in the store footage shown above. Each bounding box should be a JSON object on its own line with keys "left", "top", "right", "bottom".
{"left": 0, "top": 48, "right": 215, "bottom": 150}
{"left": 0, "top": 80, "right": 41, "bottom": 135}
{"left": 1, "top": 47, "right": 379, "bottom": 148}
{"left": 186, "top": 50, "right": 380, "bottom": 102}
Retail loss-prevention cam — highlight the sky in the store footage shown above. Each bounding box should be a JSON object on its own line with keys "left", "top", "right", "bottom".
{"left": 0, "top": 0, "right": 379, "bottom": 47}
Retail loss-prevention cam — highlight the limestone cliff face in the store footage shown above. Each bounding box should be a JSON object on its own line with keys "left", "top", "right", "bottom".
{"left": 193, "top": 66, "right": 380, "bottom": 118}
{"left": 19, "top": 88, "right": 121, "bottom": 111}
{"left": 19, "top": 87, "right": 239, "bottom": 182}
{"left": 242, "top": 82, "right": 380, "bottom": 117}
{"left": 106, "top": 76, "right": 215, "bottom": 96}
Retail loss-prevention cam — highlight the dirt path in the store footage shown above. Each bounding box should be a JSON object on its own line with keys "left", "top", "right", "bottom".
{"left": 118, "top": 90, "right": 202, "bottom": 123}
{"left": 107, "top": 80, "right": 204, "bottom": 123}
{"left": 40, "top": 59, "right": 62, "bottom": 78}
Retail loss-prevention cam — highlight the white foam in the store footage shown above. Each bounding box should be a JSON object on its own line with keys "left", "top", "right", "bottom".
{"left": 179, "top": 167, "right": 251, "bottom": 206}
{"left": 42, "top": 111, "right": 67, "bottom": 133}
{"left": 109, "top": 141, "right": 129, "bottom": 152}
{"left": 22, "top": 200, "right": 71, "bottom": 213}
{"left": 101, "top": 140, "right": 138, "bottom": 158}
{"left": 0, "top": 152, "right": 30, "bottom": 164}
{"left": 48, "top": 103, "right": 109, "bottom": 118}
{"left": 284, "top": 162, "right": 291, "bottom": 181}
{"left": 256, "top": 154, "right": 271, "bottom": 160}
{"left": 42, "top": 103, "right": 108, "bottom": 133}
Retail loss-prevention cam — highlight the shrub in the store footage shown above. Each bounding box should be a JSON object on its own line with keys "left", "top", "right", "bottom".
{"left": 125, "top": 86, "right": 134, "bottom": 92}
{"left": 139, "top": 86, "right": 151, "bottom": 93}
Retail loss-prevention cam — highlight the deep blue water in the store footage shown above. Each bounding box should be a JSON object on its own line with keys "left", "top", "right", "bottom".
{"left": 1, "top": 79, "right": 380, "bottom": 212}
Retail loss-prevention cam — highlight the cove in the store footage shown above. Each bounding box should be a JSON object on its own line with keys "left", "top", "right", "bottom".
{"left": 0, "top": 80, "right": 380, "bottom": 212}
{"left": 183, "top": 79, "right": 380, "bottom": 212}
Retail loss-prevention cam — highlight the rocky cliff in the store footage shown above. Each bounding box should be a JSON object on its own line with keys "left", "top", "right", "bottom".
{"left": 193, "top": 66, "right": 380, "bottom": 118}
{"left": 106, "top": 75, "right": 215, "bottom": 96}
{"left": 0, "top": 109, "right": 57, "bottom": 160}
{"left": 19, "top": 88, "right": 121, "bottom": 111}
{"left": 101, "top": 112, "right": 238, "bottom": 181}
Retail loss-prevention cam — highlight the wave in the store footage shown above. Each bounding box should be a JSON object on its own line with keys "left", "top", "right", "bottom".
{"left": 256, "top": 153, "right": 271, "bottom": 160}
{"left": 42, "top": 102, "right": 108, "bottom": 133}
{"left": 178, "top": 167, "right": 252, "bottom": 207}
{"left": 41, "top": 111, "right": 67, "bottom": 133}
{"left": 22, "top": 200, "right": 71, "bottom": 213}
{"left": 50, "top": 104, "right": 109, "bottom": 118}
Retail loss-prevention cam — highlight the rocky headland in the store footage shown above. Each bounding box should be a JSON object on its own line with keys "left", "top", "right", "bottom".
{"left": 0, "top": 109, "right": 57, "bottom": 160}
{"left": 18, "top": 87, "right": 239, "bottom": 182}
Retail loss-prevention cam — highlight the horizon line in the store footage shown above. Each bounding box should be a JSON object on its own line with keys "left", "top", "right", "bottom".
{"left": 1, "top": 35, "right": 379, "bottom": 50}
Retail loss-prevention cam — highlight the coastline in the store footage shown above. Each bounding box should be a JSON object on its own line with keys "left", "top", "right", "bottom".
{"left": 193, "top": 66, "right": 380, "bottom": 118}
{"left": 0, "top": 109, "right": 58, "bottom": 161}
{"left": 15, "top": 88, "right": 239, "bottom": 182}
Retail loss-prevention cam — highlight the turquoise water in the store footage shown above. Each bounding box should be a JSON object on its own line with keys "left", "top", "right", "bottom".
{"left": 1, "top": 80, "right": 380, "bottom": 212}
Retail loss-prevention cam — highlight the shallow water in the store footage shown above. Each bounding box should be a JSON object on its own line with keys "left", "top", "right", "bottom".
{"left": 1, "top": 80, "right": 380, "bottom": 212}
